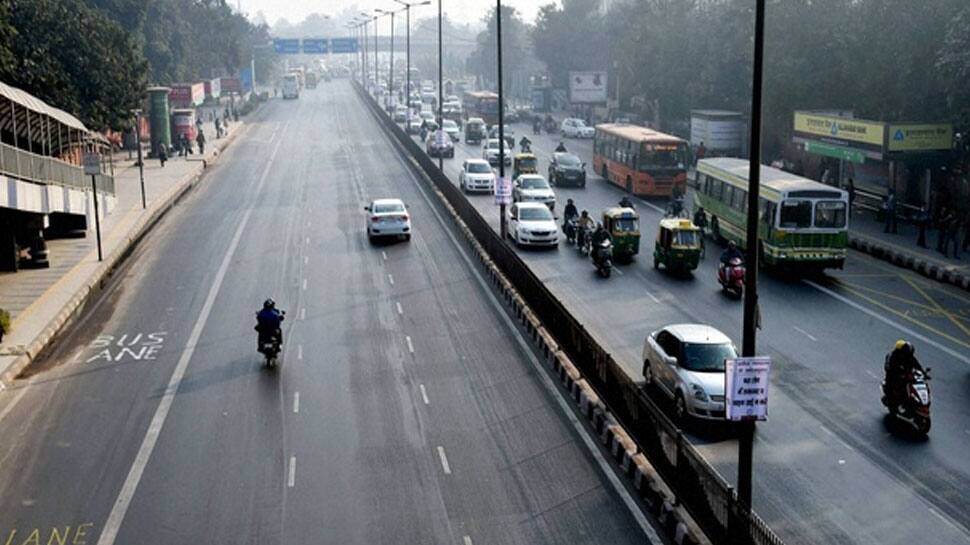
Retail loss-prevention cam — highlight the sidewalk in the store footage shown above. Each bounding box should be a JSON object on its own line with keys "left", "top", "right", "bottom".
{"left": 0, "top": 116, "right": 249, "bottom": 385}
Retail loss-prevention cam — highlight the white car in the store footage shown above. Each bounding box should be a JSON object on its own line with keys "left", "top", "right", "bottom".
{"left": 483, "top": 138, "right": 511, "bottom": 166}
{"left": 561, "top": 118, "right": 595, "bottom": 138}
{"left": 512, "top": 174, "right": 556, "bottom": 211}
{"left": 642, "top": 324, "right": 736, "bottom": 422}
{"left": 509, "top": 203, "right": 559, "bottom": 247}
{"left": 459, "top": 159, "right": 496, "bottom": 193}
{"left": 442, "top": 119, "right": 460, "bottom": 142}
{"left": 365, "top": 198, "right": 411, "bottom": 241}
{"left": 406, "top": 116, "right": 423, "bottom": 135}
{"left": 393, "top": 105, "right": 408, "bottom": 123}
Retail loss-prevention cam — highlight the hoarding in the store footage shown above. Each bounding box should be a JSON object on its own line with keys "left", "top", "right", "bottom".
{"left": 494, "top": 175, "right": 512, "bottom": 206}
{"left": 794, "top": 112, "right": 885, "bottom": 148}
{"left": 887, "top": 124, "right": 953, "bottom": 152}
{"left": 168, "top": 83, "right": 205, "bottom": 108}
{"left": 569, "top": 71, "right": 608, "bottom": 104}
{"left": 724, "top": 357, "right": 770, "bottom": 421}
{"left": 220, "top": 77, "right": 242, "bottom": 94}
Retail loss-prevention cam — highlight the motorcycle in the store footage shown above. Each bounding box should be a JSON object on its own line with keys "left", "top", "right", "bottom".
{"left": 563, "top": 218, "right": 578, "bottom": 245}
{"left": 593, "top": 239, "right": 614, "bottom": 278}
{"left": 256, "top": 311, "right": 285, "bottom": 367}
{"left": 665, "top": 196, "right": 687, "bottom": 218}
{"left": 577, "top": 226, "right": 592, "bottom": 256}
{"left": 543, "top": 117, "right": 558, "bottom": 133}
{"left": 881, "top": 368, "right": 932, "bottom": 436}
{"left": 533, "top": 121, "right": 542, "bottom": 135}
{"left": 718, "top": 258, "right": 745, "bottom": 297}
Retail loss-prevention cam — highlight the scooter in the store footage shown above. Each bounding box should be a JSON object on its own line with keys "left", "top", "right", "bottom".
{"left": 881, "top": 369, "right": 932, "bottom": 436}
{"left": 564, "top": 218, "right": 578, "bottom": 245}
{"left": 718, "top": 258, "right": 745, "bottom": 297}
{"left": 593, "top": 240, "right": 614, "bottom": 278}
{"left": 577, "top": 226, "right": 592, "bottom": 256}
{"left": 256, "top": 311, "right": 285, "bottom": 368}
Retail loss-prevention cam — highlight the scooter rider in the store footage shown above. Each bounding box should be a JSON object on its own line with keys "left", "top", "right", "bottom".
{"left": 591, "top": 222, "right": 613, "bottom": 264}
{"left": 563, "top": 199, "right": 578, "bottom": 222}
{"left": 519, "top": 136, "right": 532, "bottom": 152}
{"left": 555, "top": 141, "right": 567, "bottom": 152}
{"left": 577, "top": 209, "right": 595, "bottom": 247}
{"left": 255, "top": 298, "right": 284, "bottom": 351}
{"left": 619, "top": 196, "right": 635, "bottom": 209}
{"left": 720, "top": 240, "right": 744, "bottom": 265}
{"left": 884, "top": 340, "right": 925, "bottom": 405}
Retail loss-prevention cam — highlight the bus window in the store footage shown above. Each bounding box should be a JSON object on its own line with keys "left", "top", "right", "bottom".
{"left": 815, "top": 201, "right": 847, "bottom": 228}
{"left": 725, "top": 185, "right": 735, "bottom": 208}
{"left": 780, "top": 200, "right": 812, "bottom": 228}
{"left": 762, "top": 200, "right": 775, "bottom": 228}
{"left": 638, "top": 143, "right": 688, "bottom": 170}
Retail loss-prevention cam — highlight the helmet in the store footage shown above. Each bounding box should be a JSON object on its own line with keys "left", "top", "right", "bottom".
{"left": 596, "top": 222, "right": 604, "bottom": 229}
{"left": 567, "top": 198, "right": 574, "bottom": 204}
{"left": 263, "top": 298, "right": 276, "bottom": 310}
{"left": 894, "top": 340, "right": 914, "bottom": 356}
{"left": 728, "top": 240, "right": 737, "bottom": 250}
{"left": 581, "top": 209, "right": 589, "bottom": 217}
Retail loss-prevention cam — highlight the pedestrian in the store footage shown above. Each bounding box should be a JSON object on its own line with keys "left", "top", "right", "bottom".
{"left": 962, "top": 209, "right": 970, "bottom": 253}
{"left": 846, "top": 178, "right": 856, "bottom": 213}
{"left": 158, "top": 144, "right": 168, "bottom": 167}
{"left": 214, "top": 117, "right": 222, "bottom": 138}
{"left": 915, "top": 205, "right": 929, "bottom": 248}
{"left": 883, "top": 189, "right": 898, "bottom": 234}
{"left": 937, "top": 207, "right": 954, "bottom": 256}
{"left": 181, "top": 133, "right": 192, "bottom": 156}
{"left": 233, "top": 109, "right": 239, "bottom": 122}
{"left": 695, "top": 141, "right": 707, "bottom": 166}
{"left": 947, "top": 212, "right": 961, "bottom": 259}
{"left": 196, "top": 129, "right": 206, "bottom": 155}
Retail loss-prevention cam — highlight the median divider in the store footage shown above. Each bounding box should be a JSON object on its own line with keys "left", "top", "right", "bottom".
{"left": 354, "top": 81, "right": 782, "bottom": 545}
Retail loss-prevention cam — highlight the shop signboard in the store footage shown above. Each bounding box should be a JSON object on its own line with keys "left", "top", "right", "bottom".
{"left": 220, "top": 77, "right": 242, "bottom": 94}
{"left": 887, "top": 124, "right": 953, "bottom": 152}
{"left": 724, "top": 356, "right": 770, "bottom": 421}
{"left": 794, "top": 112, "right": 885, "bottom": 149}
{"left": 804, "top": 141, "right": 866, "bottom": 164}
{"left": 569, "top": 71, "right": 608, "bottom": 104}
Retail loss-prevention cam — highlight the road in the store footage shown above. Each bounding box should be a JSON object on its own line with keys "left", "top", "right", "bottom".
{"left": 402, "top": 111, "right": 970, "bottom": 544}
{"left": 0, "top": 82, "right": 656, "bottom": 545}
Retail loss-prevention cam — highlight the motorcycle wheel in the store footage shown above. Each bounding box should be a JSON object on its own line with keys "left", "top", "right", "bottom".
{"left": 915, "top": 416, "right": 931, "bottom": 435}
{"left": 602, "top": 267, "right": 611, "bottom": 278}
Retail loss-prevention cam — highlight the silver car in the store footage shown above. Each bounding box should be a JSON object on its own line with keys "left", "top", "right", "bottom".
{"left": 641, "top": 324, "right": 736, "bottom": 421}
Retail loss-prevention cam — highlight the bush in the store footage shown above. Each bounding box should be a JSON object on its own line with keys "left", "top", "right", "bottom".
{"left": 0, "top": 308, "right": 11, "bottom": 339}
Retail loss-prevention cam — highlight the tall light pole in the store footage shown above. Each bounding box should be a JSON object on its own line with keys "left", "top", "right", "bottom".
{"left": 437, "top": 0, "right": 443, "bottom": 170}
{"left": 376, "top": 8, "right": 405, "bottom": 110}
{"left": 393, "top": 0, "right": 432, "bottom": 115}
{"left": 496, "top": 0, "right": 507, "bottom": 239}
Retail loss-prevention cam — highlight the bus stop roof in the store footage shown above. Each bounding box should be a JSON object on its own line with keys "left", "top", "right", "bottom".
{"left": 0, "top": 80, "right": 90, "bottom": 144}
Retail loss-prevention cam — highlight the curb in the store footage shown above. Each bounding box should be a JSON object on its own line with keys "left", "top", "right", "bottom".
{"left": 849, "top": 235, "right": 969, "bottom": 292}
{"left": 0, "top": 123, "right": 248, "bottom": 387}
{"left": 357, "top": 85, "right": 711, "bottom": 545}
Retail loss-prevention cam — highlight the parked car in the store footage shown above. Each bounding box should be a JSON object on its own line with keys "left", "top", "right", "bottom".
{"left": 508, "top": 202, "right": 559, "bottom": 247}
{"left": 365, "top": 198, "right": 411, "bottom": 241}
{"left": 512, "top": 174, "right": 556, "bottom": 211}
{"left": 426, "top": 131, "right": 455, "bottom": 158}
{"left": 641, "top": 324, "right": 735, "bottom": 422}
{"left": 548, "top": 152, "right": 587, "bottom": 188}
{"left": 459, "top": 159, "right": 496, "bottom": 193}
{"left": 561, "top": 117, "right": 595, "bottom": 138}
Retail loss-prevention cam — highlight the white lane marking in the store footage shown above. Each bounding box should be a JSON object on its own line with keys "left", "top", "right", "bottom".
{"left": 288, "top": 456, "right": 296, "bottom": 487}
{"left": 305, "top": 236, "right": 310, "bottom": 244}
{"left": 645, "top": 290, "right": 661, "bottom": 304}
{"left": 382, "top": 250, "right": 388, "bottom": 260}
{"left": 419, "top": 384, "right": 430, "bottom": 405}
{"left": 638, "top": 197, "right": 666, "bottom": 214}
{"left": 819, "top": 424, "right": 855, "bottom": 451}
{"left": 406, "top": 335, "right": 414, "bottom": 354}
{"left": 436, "top": 446, "right": 452, "bottom": 475}
{"left": 303, "top": 255, "right": 308, "bottom": 264}
{"left": 302, "top": 278, "right": 307, "bottom": 291}
{"left": 864, "top": 369, "right": 878, "bottom": 380}
{"left": 0, "top": 379, "right": 33, "bottom": 425}
{"left": 293, "top": 392, "right": 300, "bottom": 413}
{"left": 96, "top": 120, "right": 290, "bottom": 545}
{"left": 387, "top": 129, "right": 661, "bottom": 542}
{"left": 388, "top": 274, "right": 395, "bottom": 285}
{"left": 463, "top": 537, "right": 473, "bottom": 545}
{"left": 396, "top": 301, "right": 403, "bottom": 315}
{"left": 805, "top": 280, "right": 970, "bottom": 365}
{"left": 792, "top": 326, "right": 817, "bottom": 342}
{"left": 612, "top": 266, "right": 624, "bottom": 276}
{"left": 299, "top": 308, "right": 306, "bottom": 321}
{"left": 297, "top": 344, "right": 303, "bottom": 360}
{"left": 928, "top": 507, "right": 965, "bottom": 534}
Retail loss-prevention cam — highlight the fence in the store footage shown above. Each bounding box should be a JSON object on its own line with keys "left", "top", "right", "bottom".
{"left": 354, "top": 80, "right": 786, "bottom": 545}
{"left": 0, "top": 140, "right": 114, "bottom": 194}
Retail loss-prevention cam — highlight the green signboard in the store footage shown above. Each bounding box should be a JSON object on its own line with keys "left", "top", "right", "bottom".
{"left": 804, "top": 141, "right": 866, "bottom": 163}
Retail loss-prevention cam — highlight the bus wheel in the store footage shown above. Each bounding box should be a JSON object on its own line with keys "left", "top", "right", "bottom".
{"left": 711, "top": 217, "right": 722, "bottom": 243}
{"left": 601, "top": 164, "right": 608, "bottom": 181}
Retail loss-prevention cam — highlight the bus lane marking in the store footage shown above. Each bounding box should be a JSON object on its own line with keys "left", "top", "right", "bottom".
{"left": 901, "top": 275, "right": 970, "bottom": 341}
{"left": 792, "top": 326, "right": 817, "bottom": 342}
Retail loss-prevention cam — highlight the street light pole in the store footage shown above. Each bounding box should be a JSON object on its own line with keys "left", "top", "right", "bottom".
{"left": 496, "top": 0, "right": 507, "bottom": 239}
{"left": 373, "top": 16, "right": 379, "bottom": 90}
{"left": 134, "top": 110, "right": 146, "bottom": 209}
{"left": 437, "top": 0, "right": 443, "bottom": 171}
{"left": 738, "top": 0, "right": 766, "bottom": 512}
{"left": 394, "top": 1, "right": 431, "bottom": 118}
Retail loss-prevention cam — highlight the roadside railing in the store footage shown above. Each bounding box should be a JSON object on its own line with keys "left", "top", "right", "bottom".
{"left": 354, "top": 80, "right": 786, "bottom": 545}
{"left": 0, "top": 141, "right": 114, "bottom": 194}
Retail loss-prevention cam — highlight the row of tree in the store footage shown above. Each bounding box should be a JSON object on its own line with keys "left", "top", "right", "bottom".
{"left": 0, "top": 0, "right": 274, "bottom": 132}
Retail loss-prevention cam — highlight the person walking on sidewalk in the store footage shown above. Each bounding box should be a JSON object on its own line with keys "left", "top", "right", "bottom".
{"left": 915, "top": 205, "right": 929, "bottom": 248}
{"left": 946, "top": 211, "right": 961, "bottom": 259}
{"left": 938, "top": 207, "right": 955, "bottom": 257}
{"left": 846, "top": 178, "right": 856, "bottom": 214}
{"left": 196, "top": 129, "right": 206, "bottom": 155}
{"left": 883, "top": 189, "right": 898, "bottom": 234}
{"left": 158, "top": 145, "right": 168, "bottom": 167}
{"left": 215, "top": 117, "right": 222, "bottom": 138}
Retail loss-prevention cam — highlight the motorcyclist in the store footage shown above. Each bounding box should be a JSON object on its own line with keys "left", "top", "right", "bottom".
{"left": 255, "top": 298, "right": 284, "bottom": 351}
{"left": 693, "top": 206, "right": 709, "bottom": 233}
{"left": 563, "top": 198, "right": 578, "bottom": 223}
{"left": 591, "top": 222, "right": 613, "bottom": 264}
{"left": 555, "top": 141, "right": 568, "bottom": 153}
{"left": 519, "top": 136, "right": 532, "bottom": 152}
{"left": 884, "top": 340, "right": 925, "bottom": 405}
{"left": 619, "top": 196, "right": 635, "bottom": 209}
{"left": 720, "top": 240, "right": 744, "bottom": 265}
{"left": 533, "top": 116, "right": 542, "bottom": 134}
{"left": 577, "top": 209, "right": 595, "bottom": 247}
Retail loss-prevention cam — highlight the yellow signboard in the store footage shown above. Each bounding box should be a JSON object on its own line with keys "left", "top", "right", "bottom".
{"left": 794, "top": 113, "right": 885, "bottom": 147}
{"left": 887, "top": 124, "right": 953, "bottom": 152}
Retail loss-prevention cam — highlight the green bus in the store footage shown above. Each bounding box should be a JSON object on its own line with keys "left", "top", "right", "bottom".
{"left": 694, "top": 158, "right": 848, "bottom": 270}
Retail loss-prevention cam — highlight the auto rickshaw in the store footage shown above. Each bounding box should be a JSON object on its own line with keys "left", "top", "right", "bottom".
{"left": 512, "top": 152, "right": 538, "bottom": 180}
{"left": 602, "top": 207, "right": 640, "bottom": 262}
{"left": 653, "top": 218, "right": 702, "bottom": 273}
{"left": 465, "top": 118, "right": 486, "bottom": 144}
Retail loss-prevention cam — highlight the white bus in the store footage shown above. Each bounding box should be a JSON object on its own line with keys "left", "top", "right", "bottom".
{"left": 282, "top": 74, "right": 300, "bottom": 99}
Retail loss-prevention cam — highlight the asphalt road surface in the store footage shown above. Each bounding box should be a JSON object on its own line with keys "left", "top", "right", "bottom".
{"left": 0, "top": 82, "right": 658, "bottom": 545}
{"left": 402, "top": 107, "right": 970, "bottom": 544}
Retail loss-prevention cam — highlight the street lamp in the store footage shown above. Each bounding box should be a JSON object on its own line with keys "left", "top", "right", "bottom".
{"left": 376, "top": 8, "right": 405, "bottom": 111}
{"left": 393, "top": 0, "right": 431, "bottom": 112}
{"left": 436, "top": 0, "right": 443, "bottom": 170}
{"left": 131, "top": 109, "right": 146, "bottom": 209}
{"left": 496, "top": 0, "right": 507, "bottom": 239}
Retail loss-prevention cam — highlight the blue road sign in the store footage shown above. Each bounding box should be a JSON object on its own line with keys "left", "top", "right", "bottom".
{"left": 303, "top": 38, "right": 329, "bottom": 54}
{"left": 331, "top": 37, "right": 359, "bottom": 54}
{"left": 273, "top": 38, "right": 301, "bottom": 54}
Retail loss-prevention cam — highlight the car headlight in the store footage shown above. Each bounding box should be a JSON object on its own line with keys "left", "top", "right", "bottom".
{"left": 690, "top": 383, "right": 708, "bottom": 401}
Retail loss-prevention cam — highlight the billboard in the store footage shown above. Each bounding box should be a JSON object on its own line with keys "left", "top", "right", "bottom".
{"left": 168, "top": 83, "right": 205, "bottom": 108}
{"left": 569, "top": 71, "right": 607, "bottom": 104}
{"left": 220, "top": 77, "right": 242, "bottom": 94}
{"left": 204, "top": 78, "right": 221, "bottom": 99}
{"left": 887, "top": 124, "right": 953, "bottom": 152}
{"left": 793, "top": 112, "right": 884, "bottom": 149}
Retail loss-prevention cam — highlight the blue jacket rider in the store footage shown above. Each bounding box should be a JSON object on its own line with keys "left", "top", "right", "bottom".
{"left": 256, "top": 298, "right": 284, "bottom": 349}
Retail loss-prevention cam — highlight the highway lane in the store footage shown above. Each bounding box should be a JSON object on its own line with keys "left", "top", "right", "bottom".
{"left": 0, "top": 83, "right": 655, "bottom": 545}
{"left": 400, "top": 114, "right": 970, "bottom": 544}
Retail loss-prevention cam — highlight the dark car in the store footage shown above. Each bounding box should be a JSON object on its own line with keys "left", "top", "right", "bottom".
{"left": 548, "top": 152, "right": 587, "bottom": 188}
{"left": 426, "top": 131, "right": 455, "bottom": 158}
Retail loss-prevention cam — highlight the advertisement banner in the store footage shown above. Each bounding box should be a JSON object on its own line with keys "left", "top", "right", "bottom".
{"left": 724, "top": 356, "right": 770, "bottom": 421}
{"left": 794, "top": 112, "right": 885, "bottom": 148}
{"left": 220, "top": 77, "right": 242, "bottom": 94}
{"left": 168, "top": 83, "right": 205, "bottom": 108}
{"left": 569, "top": 71, "right": 608, "bottom": 104}
{"left": 887, "top": 124, "right": 953, "bottom": 152}
{"left": 494, "top": 175, "right": 512, "bottom": 206}
{"left": 204, "top": 78, "right": 221, "bottom": 99}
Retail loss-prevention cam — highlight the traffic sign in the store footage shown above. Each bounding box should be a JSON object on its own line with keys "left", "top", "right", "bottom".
{"left": 434, "top": 129, "right": 448, "bottom": 148}
{"left": 331, "top": 37, "right": 359, "bottom": 54}
{"left": 303, "top": 38, "right": 328, "bottom": 54}
{"left": 494, "top": 175, "right": 512, "bottom": 206}
{"left": 83, "top": 152, "right": 101, "bottom": 175}
{"left": 273, "top": 38, "right": 301, "bottom": 54}
{"left": 724, "top": 357, "right": 770, "bottom": 421}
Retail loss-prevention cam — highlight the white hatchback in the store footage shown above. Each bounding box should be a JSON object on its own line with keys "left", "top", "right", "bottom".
{"left": 365, "top": 199, "right": 411, "bottom": 241}
{"left": 459, "top": 159, "right": 496, "bottom": 193}
{"left": 509, "top": 202, "right": 559, "bottom": 247}
{"left": 561, "top": 118, "right": 595, "bottom": 138}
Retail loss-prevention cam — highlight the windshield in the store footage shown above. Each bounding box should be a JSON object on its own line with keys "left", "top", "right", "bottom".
{"left": 815, "top": 201, "right": 847, "bottom": 228}
{"left": 558, "top": 154, "right": 581, "bottom": 166}
{"left": 487, "top": 140, "right": 500, "bottom": 149}
{"left": 517, "top": 158, "right": 537, "bottom": 169}
{"left": 519, "top": 207, "right": 553, "bottom": 221}
{"left": 519, "top": 177, "right": 548, "bottom": 189}
{"left": 638, "top": 143, "right": 688, "bottom": 170}
{"left": 467, "top": 163, "right": 492, "bottom": 173}
{"left": 672, "top": 230, "right": 697, "bottom": 246}
{"left": 682, "top": 343, "right": 736, "bottom": 372}
{"left": 614, "top": 218, "right": 638, "bottom": 232}
{"left": 780, "top": 200, "right": 813, "bottom": 228}
{"left": 374, "top": 203, "right": 405, "bottom": 213}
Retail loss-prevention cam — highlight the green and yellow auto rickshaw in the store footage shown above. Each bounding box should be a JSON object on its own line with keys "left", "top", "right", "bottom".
{"left": 653, "top": 218, "right": 702, "bottom": 273}
{"left": 602, "top": 207, "right": 640, "bottom": 262}
{"left": 512, "top": 152, "right": 538, "bottom": 180}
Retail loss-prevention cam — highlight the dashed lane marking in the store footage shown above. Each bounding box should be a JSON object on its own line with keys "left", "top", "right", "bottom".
{"left": 388, "top": 274, "right": 395, "bottom": 285}
{"left": 645, "top": 290, "right": 661, "bottom": 304}
{"left": 299, "top": 308, "right": 306, "bottom": 321}
{"left": 297, "top": 344, "right": 303, "bottom": 360}
{"left": 463, "top": 537, "right": 473, "bottom": 545}
{"left": 436, "top": 446, "right": 452, "bottom": 475}
{"left": 419, "top": 384, "right": 430, "bottom": 405}
{"left": 406, "top": 336, "right": 414, "bottom": 354}
{"left": 819, "top": 424, "right": 855, "bottom": 452}
{"left": 302, "top": 278, "right": 307, "bottom": 291}
{"left": 303, "top": 256, "right": 308, "bottom": 264}
{"left": 792, "top": 326, "right": 817, "bottom": 342}
{"left": 288, "top": 456, "right": 296, "bottom": 487}
{"left": 396, "top": 302, "right": 403, "bottom": 315}
{"left": 382, "top": 250, "right": 388, "bottom": 260}
{"left": 293, "top": 392, "right": 300, "bottom": 413}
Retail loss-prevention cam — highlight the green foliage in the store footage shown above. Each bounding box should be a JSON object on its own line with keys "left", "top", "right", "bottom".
{"left": 0, "top": 307, "right": 10, "bottom": 336}
{"left": 467, "top": 5, "right": 532, "bottom": 90}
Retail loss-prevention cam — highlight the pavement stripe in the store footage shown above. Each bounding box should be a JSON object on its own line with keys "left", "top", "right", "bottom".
{"left": 288, "top": 456, "right": 296, "bottom": 487}
{"left": 96, "top": 120, "right": 289, "bottom": 545}
{"left": 463, "top": 537, "right": 473, "bottom": 545}
{"left": 302, "top": 278, "right": 307, "bottom": 291}
{"left": 293, "top": 392, "right": 300, "bottom": 414}
{"left": 792, "top": 326, "right": 817, "bottom": 342}
{"left": 396, "top": 301, "right": 403, "bottom": 315}
{"left": 297, "top": 344, "right": 303, "bottom": 360}
{"left": 406, "top": 335, "right": 414, "bottom": 354}
{"left": 419, "top": 384, "right": 430, "bottom": 405}
{"left": 436, "top": 446, "right": 451, "bottom": 475}
{"left": 388, "top": 274, "right": 395, "bottom": 285}
{"left": 901, "top": 275, "right": 970, "bottom": 341}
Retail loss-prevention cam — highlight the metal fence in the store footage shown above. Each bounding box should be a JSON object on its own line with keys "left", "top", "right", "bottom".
{"left": 355, "top": 81, "right": 786, "bottom": 545}
{"left": 0, "top": 140, "right": 114, "bottom": 194}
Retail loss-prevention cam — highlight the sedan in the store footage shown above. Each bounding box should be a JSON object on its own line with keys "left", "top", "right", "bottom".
{"left": 406, "top": 116, "right": 423, "bottom": 134}
{"left": 442, "top": 119, "right": 460, "bottom": 142}
{"left": 512, "top": 174, "right": 556, "bottom": 211}
{"left": 561, "top": 118, "right": 595, "bottom": 138}
{"left": 509, "top": 202, "right": 559, "bottom": 247}
{"left": 426, "top": 131, "right": 455, "bottom": 158}
{"left": 365, "top": 198, "right": 411, "bottom": 241}
{"left": 459, "top": 159, "right": 496, "bottom": 193}
{"left": 548, "top": 152, "right": 587, "bottom": 188}
{"left": 641, "top": 324, "right": 736, "bottom": 422}
{"left": 393, "top": 106, "right": 408, "bottom": 123}
{"left": 483, "top": 138, "right": 511, "bottom": 166}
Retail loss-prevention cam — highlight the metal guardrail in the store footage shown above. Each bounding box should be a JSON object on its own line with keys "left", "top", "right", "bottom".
{"left": 355, "top": 80, "right": 787, "bottom": 545}
{"left": 0, "top": 140, "right": 114, "bottom": 194}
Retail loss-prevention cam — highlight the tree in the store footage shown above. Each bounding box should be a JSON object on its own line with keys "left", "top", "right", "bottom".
{"left": 532, "top": 0, "right": 607, "bottom": 89}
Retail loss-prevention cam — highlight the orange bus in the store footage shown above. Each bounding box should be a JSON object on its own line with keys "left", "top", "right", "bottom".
{"left": 593, "top": 124, "right": 689, "bottom": 197}
{"left": 463, "top": 90, "right": 499, "bottom": 126}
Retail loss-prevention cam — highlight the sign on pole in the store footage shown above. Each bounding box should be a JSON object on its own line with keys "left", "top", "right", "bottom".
{"left": 494, "top": 175, "right": 512, "bottom": 206}
{"left": 331, "top": 38, "right": 359, "bottom": 54}
{"left": 302, "top": 38, "right": 329, "bottom": 54}
{"left": 724, "top": 356, "right": 770, "bottom": 421}
{"left": 569, "top": 71, "right": 608, "bottom": 104}
{"left": 434, "top": 129, "right": 448, "bottom": 148}
{"left": 83, "top": 152, "right": 101, "bottom": 175}
{"left": 273, "top": 38, "right": 301, "bottom": 54}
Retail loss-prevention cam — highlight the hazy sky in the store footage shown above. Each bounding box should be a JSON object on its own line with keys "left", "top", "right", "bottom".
{"left": 242, "top": 0, "right": 549, "bottom": 27}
